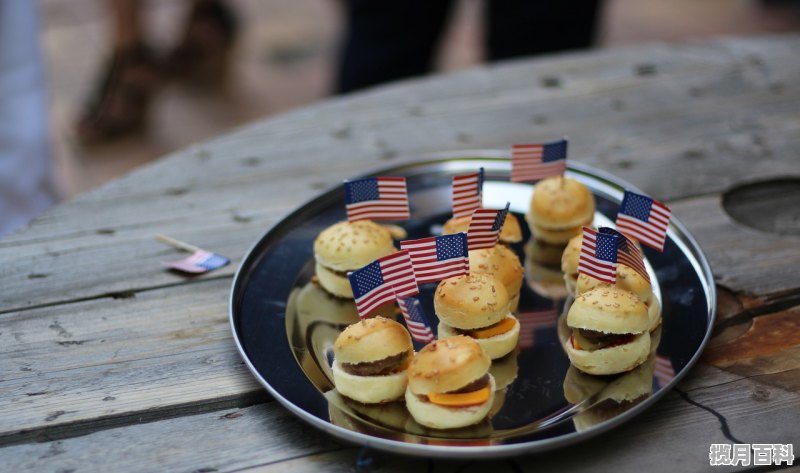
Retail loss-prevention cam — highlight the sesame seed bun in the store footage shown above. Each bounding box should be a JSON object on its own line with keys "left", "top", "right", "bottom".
{"left": 333, "top": 317, "right": 413, "bottom": 364}
{"left": 314, "top": 262, "right": 355, "bottom": 298}
{"left": 527, "top": 176, "right": 595, "bottom": 243}
{"left": 434, "top": 274, "right": 510, "bottom": 330}
{"left": 468, "top": 245, "right": 524, "bottom": 312}
{"left": 407, "top": 336, "right": 491, "bottom": 395}
{"left": 442, "top": 213, "right": 523, "bottom": 244}
{"left": 561, "top": 233, "right": 583, "bottom": 293}
{"left": 313, "top": 220, "right": 396, "bottom": 272}
{"left": 567, "top": 287, "right": 649, "bottom": 335}
{"left": 575, "top": 265, "right": 653, "bottom": 304}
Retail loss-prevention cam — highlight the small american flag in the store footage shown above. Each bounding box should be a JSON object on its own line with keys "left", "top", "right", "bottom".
{"left": 510, "top": 139, "right": 568, "bottom": 182}
{"left": 654, "top": 355, "right": 676, "bottom": 388}
{"left": 400, "top": 233, "right": 469, "bottom": 284}
{"left": 349, "top": 250, "right": 418, "bottom": 318}
{"left": 466, "top": 203, "right": 510, "bottom": 250}
{"left": 599, "top": 227, "right": 650, "bottom": 284}
{"left": 517, "top": 305, "right": 558, "bottom": 350}
{"left": 398, "top": 296, "right": 435, "bottom": 344}
{"left": 452, "top": 168, "right": 484, "bottom": 219}
{"left": 578, "top": 227, "right": 618, "bottom": 284}
{"left": 165, "top": 250, "right": 230, "bottom": 274}
{"left": 616, "top": 191, "right": 671, "bottom": 252}
{"left": 344, "top": 176, "right": 411, "bottom": 222}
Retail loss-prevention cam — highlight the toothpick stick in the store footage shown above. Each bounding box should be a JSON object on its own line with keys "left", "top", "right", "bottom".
{"left": 155, "top": 234, "right": 202, "bottom": 253}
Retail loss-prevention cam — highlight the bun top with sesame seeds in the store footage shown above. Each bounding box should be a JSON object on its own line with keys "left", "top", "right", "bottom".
{"left": 407, "top": 335, "right": 491, "bottom": 395}
{"left": 433, "top": 273, "right": 510, "bottom": 330}
{"left": 442, "top": 212, "right": 523, "bottom": 244}
{"left": 313, "top": 220, "right": 397, "bottom": 271}
{"left": 333, "top": 316, "right": 412, "bottom": 365}
{"left": 567, "top": 286, "right": 649, "bottom": 334}
{"left": 528, "top": 176, "right": 595, "bottom": 230}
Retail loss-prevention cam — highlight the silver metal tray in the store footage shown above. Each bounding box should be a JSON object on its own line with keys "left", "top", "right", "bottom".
{"left": 229, "top": 152, "right": 716, "bottom": 458}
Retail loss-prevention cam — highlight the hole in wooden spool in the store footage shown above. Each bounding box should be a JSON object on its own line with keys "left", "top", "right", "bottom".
{"left": 722, "top": 179, "right": 800, "bottom": 236}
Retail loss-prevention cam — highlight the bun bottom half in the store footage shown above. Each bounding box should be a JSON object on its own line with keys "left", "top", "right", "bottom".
{"left": 332, "top": 359, "right": 408, "bottom": 404}
{"left": 565, "top": 331, "right": 651, "bottom": 375}
{"left": 316, "top": 262, "right": 354, "bottom": 299}
{"left": 438, "top": 316, "right": 520, "bottom": 360}
{"left": 405, "top": 375, "right": 496, "bottom": 429}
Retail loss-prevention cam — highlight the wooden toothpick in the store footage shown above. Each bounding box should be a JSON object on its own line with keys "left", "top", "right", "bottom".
{"left": 155, "top": 234, "right": 202, "bottom": 253}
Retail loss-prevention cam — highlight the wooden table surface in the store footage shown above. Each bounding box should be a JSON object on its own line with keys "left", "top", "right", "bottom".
{"left": 2, "top": 34, "right": 799, "bottom": 472}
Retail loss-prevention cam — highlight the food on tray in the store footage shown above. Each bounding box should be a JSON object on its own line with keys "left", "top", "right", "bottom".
{"left": 526, "top": 176, "right": 595, "bottom": 245}
{"left": 442, "top": 212, "right": 523, "bottom": 245}
{"left": 560, "top": 232, "right": 583, "bottom": 295}
{"left": 405, "top": 336, "right": 496, "bottom": 429}
{"left": 468, "top": 244, "right": 525, "bottom": 312}
{"left": 565, "top": 287, "right": 651, "bottom": 375}
{"left": 575, "top": 265, "right": 662, "bottom": 332}
{"left": 313, "top": 220, "right": 398, "bottom": 298}
{"left": 331, "top": 317, "right": 413, "bottom": 404}
{"left": 434, "top": 273, "right": 520, "bottom": 360}
{"left": 563, "top": 353, "right": 656, "bottom": 431}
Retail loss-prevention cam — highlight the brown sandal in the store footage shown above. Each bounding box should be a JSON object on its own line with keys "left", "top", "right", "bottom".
{"left": 168, "top": 0, "right": 238, "bottom": 87}
{"left": 76, "top": 44, "right": 162, "bottom": 144}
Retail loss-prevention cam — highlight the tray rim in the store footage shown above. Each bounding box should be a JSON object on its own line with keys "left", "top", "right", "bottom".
{"left": 229, "top": 150, "right": 717, "bottom": 458}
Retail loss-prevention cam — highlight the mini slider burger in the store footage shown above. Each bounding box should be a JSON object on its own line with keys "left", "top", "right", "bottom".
{"left": 405, "top": 335, "right": 495, "bottom": 429}
{"left": 575, "top": 265, "right": 662, "bottom": 332}
{"left": 526, "top": 176, "right": 595, "bottom": 245}
{"left": 565, "top": 287, "right": 650, "bottom": 375}
{"left": 561, "top": 232, "right": 584, "bottom": 295}
{"left": 331, "top": 317, "right": 413, "bottom": 404}
{"left": 469, "top": 245, "right": 524, "bottom": 312}
{"left": 442, "top": 213, "right": 523, "bottom": 245}
{"left": 313, "top": 220, "right": 397, "bottom": 298}
{"left": 435, "top": 273, "right": 520, "bottom": 360}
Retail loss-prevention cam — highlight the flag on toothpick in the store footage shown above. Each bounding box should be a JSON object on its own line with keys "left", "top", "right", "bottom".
{"left": 156, "top": 234, "right": 230, "bottom": 274}
{"left": 400, "top": 233, "right": 469, "bottom": 284}
{"left": 578, "top": 227, "right": 619, "bottom": 284}
{"left": 452, "top": 168, "right": 484, "bottom": 219}
{"left": 510, "top": 139, "right": 568, "bottom": 182}
{"left": 344, "top": 176, "right": 411, "bottom": 222}
{"left": 599, "top": 227, "right": 650, "bottom": 284}
{"left": 398, "top": 296, "right": 435, "bottom": 344}
{"left": 616, "top": 190, "right": 671, "bottom": 251}
{"left": 349, "top": 250, "right": 418, "bottom": 318}
{"left": 466, "top": 203, "right": 510, "bottom": 250}
{"left": 517, "top": 305, "right": 558, "bottom": 350}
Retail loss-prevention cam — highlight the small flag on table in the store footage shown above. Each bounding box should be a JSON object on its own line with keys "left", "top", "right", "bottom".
{"left": 616, "top": 190, "right": 671, "bottom": 252}
{"left": 517, "top": 305, "right": 558, "bottom": 350}
{"left": 156, "top": 234, "right": 230, "bottom": 274}
{"left": 599, "top": 227, "right": 650, "bottom": 283}
{"left": 398, "top": 296, "right": 435, "bottom": 344}
{"left": 165, "top": 250, "right": 230, "bottom": 274}
{"left": 510, "top": 139, "right": 568, "bottom": 182}
{"left": 349, "top": 250, "right": 418, "bottom": 318}
{"left": 400, "top": 233, "right": 469, "bottom": 284}
{"left": 344, "top": 176, "right": 411, "bottom": 222}
{"left": 466, "top": 202, "right": 510, "bottom": 250}
{"left": 578, "top": 227, "right": 619, "bottom": 284}
{"left": 452, "top": 168, "right": 484, "bottom": 219}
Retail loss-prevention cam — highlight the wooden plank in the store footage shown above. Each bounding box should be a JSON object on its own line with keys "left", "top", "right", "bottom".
{"left": 1, "top": 369, "right": 796, "bottom": 473}
{"left": 1, "top": 36, "right": 798, "bottom": 311}
{"left": 670, "top": 195, "right": 800, "bottom": 297}
{"left": 0, "top": 278, "right": 262, "bottom": 443}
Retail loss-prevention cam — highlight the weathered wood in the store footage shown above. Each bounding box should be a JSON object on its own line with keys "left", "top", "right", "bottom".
{"left": 2, "top": 36, "right": 799, "bottom": 311}
{"left": 0, "top": 278, "right": 262, "bottom": 444}
{"left": 1, "top": 368, "right": 796, "bottom": 473}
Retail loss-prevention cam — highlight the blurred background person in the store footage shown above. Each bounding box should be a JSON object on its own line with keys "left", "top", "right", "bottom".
{"left": 0, "top": 0, "right": 57, "bottom": 236}
{"left": 75, "top": 0, "right": 237, "bottom": 144}
{"left": 336, "top": 0, "right": 603, "bottom": 93}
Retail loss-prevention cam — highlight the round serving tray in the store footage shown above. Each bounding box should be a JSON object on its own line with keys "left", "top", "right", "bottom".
{"left": 229, "top": 151, "right": 716, "bottom": 458}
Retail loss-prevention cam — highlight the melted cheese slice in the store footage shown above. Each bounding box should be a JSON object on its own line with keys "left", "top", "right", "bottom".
{"left": 428, "top": 384, "right": 491, "bottom": 407}
{"left": 468, "top": 317, "right": 516, "bottom": 339}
